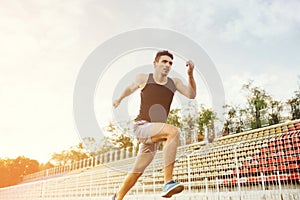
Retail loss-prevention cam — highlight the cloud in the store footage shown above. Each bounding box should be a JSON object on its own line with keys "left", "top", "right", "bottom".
{"left": 0, "top": 0, "right": 299, "bottom": 162}
{"left": 271, "top": 0, "right": 300, "bottom": 24}
{"left": 196, "top": 0, "right": 299, "bottom": 43}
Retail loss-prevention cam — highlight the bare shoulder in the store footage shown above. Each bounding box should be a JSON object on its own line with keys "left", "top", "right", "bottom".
{"left": 171, "top": 77, "right": 183, "bottom": 86}
{"left": 136, "top": 73, "right": 148, "bottom": 83}
{"left": 135, "top": 73, "right": 148, "bottom": 88}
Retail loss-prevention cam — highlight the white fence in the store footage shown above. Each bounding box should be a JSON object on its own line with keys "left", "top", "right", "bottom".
{"left": 0, "top": 120, "right": 299, "bottom": 200}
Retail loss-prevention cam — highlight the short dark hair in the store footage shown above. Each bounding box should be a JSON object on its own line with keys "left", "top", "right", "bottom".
{"left": 154, "top": 50, "right": 173, "bottom": 62}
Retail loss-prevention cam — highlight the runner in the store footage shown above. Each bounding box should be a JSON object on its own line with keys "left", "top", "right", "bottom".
{"left": 112, "top": 50, "right": 197, "bottom": 199}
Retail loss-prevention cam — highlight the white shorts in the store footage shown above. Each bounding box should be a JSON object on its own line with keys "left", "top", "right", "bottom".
{"left": 133, "top": 120, "right": 160, "bottom": 154}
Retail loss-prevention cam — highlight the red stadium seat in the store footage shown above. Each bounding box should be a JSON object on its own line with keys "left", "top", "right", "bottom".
{"left": 284, "top": 144, "right": 293, "bottom": 149}
{"left": 241, "top": 169, "right": 248, "bottom": 174}
{"left": 276, "top": 157, "right": 286, "bottom": 163}
{"left": 266, "top": 175, "right": 277, "bottom": 182}
{"left": 292, "top": 136, "right": 299, "bottom": 143}
{"left": 223, "top": 179, "right": 231, "bottom": 185}
{"left": 267, "top": 166, "right": 277, "bottom": 172}
{"left": 289, "top": 172, "right": 300, "bottom": 180}
{"left": 248, "top": 176, "right": 258, "bottom": 183}
{"left": 249, "top": 168, "right": 258, "bottom": 173}
{"left": 276, "top": 145, "right": 284, "bottom": 151}
{"left": 279, "top": 174, "right": 289, "bottom": 181}
{"left": 269, "top": 147, "right": 276, "bottom": 152}
{"left": 258, "top": 167, "right": 268, "bottom": 172}
{"left": 243, "top": 162, "right": 251, "bottom": 167}
{"left": 276, "top": 140, "right": 283, "bottom": 145}
{"left": 256, "top": 176, "right": 265, "bottom": 182}
{"left": 283, "top": 140, "right": 292, "bottom": 145}
{"left": 259, "top": 159, "right": 268, "bottom": 165}
{"left": 268, "top": 153, "right": 277, "bottom": 158}
{"left": 277, "top": 151, "right": 285, "bottom": 157}
{"left": 288, "top": 127, "right": 296, "bottom": 131}
{"left": 286, "top": 156, "right": 295, "bottom": 162}
{"left": 231, "top": 178, "right": 238, "bottom": 184}
{"left": 268, "top": 159, "right": 276, "bottom": 164}
{"left": 293, "top": 142, "right": 300, "bottom": 148}
{"left": 287, "top": 163, "right": 297, "bottom": 170}
{"left": 286, "top": 150, "right": 294, "bottom": 155}
{"left": 277, "top": 165, "right": 287, "bottom": 171}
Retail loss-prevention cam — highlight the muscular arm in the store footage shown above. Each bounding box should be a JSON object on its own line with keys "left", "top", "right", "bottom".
{"left": 173, "top": 60, "right": 197, "bottom": 99}
{"left": 113, "top": 74, "right": 147, "bottom": 108}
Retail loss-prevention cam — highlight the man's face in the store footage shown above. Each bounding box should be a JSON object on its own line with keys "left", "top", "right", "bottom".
{"left": 154, "top": 55, "right": 173, "bottom": 76}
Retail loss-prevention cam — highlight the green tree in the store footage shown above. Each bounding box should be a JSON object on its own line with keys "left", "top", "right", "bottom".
{"left": 223, "top": 104, "right": 249, "bottom": 134}
{"left": 166, "top": 108, "right": 183, "bottom": 128}
{"left": 268, "top": 100, "right": 283, "bottom": 125}
{"left": 181, "top": 102, "right": 198, "bottom": 144}
{"left": 222, "top": 104, "right": 237, "bottom": 135}
{"left": 182, "top": 113, "right": 197, "bottom": 143}
{"left": 235, "top": 108, "right": 248, "bottom": 133}
{"left": 106, "top": 121, "right": 134, "bottom": 150}
{"left": 197, "top": 105, "right": 217, "bottom": 142}
{"left": 287, "top": 90, "right": 300, "bottom": 120}
{"left": 243, "top": 81, "right": 270, "bottom": 129}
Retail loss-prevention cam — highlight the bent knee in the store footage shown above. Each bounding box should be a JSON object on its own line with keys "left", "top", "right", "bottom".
{"left": 165, "top": 125, "right": 180, "bottom": 138}
{"left": 166, "top": 124, "right": 180, "bottom": 133}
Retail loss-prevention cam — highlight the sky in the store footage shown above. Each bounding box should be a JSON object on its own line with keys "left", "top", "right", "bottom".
{"left": 0, "top": 0, "right": 299, "bottom": 163}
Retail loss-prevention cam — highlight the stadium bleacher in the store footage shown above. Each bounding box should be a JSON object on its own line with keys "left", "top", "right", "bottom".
{"left": 0, "top": 120, "right": 299, "bottom": 200}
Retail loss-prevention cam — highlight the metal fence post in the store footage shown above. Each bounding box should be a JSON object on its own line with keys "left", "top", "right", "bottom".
{"left": 205, "top": 177, "right": 208, "bottom": 198}
{"left": 152, "top": 161, "right": 156, "bottom": 193}
{"left": 216, "top": 177, "right": 219, "bottom": 200}
{"left": 260, "top": 171, "right": 266, "bottom": 199}
{"left": 106, "top": 169, "right": 109, "bottom": 197}
{"left": 234, "top": 142, "right": 241, "bottom": 200}
{"left": 90, "top": 171, "right": 93, "bottom": 197}
{"left": 276, "top": 171, "right": 283, "bottom": 200}
{"left": 187, "top": 154, "right": 191, "bottom": 193}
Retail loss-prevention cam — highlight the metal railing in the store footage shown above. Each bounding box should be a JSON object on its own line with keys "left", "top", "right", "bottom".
{"left": 0, "top": 120, "right": 299, "bottom": 200}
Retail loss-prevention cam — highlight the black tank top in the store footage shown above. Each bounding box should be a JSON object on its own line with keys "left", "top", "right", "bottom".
{"left": 135, "top": 73, "right": 176, "bottom": 123}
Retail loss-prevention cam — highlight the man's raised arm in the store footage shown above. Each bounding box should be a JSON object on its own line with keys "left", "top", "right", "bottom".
{"left": 173, "top": 60, "right": 196, "bottom": 99}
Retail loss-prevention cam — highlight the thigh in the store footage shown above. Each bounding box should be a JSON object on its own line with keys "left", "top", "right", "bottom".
{"left": 134, "top": 122, "right": 179, "bottom": 143}
{"left": 149, "top": 123, "right": 179, "bottom": 143}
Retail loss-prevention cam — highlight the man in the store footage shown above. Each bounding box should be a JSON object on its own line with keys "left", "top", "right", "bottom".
{"left": 112, "top": 50, "right": 196, "bottom": 199}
